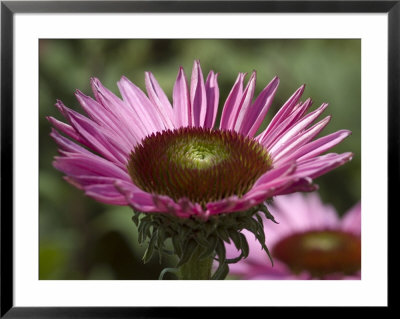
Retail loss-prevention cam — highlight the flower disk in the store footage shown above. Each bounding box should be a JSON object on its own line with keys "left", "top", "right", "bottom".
{"left": 272, "top": 230, "right": 361, "bottom": 277}
{"left": 128, "top": 127, "right": 273, "bottom": 207}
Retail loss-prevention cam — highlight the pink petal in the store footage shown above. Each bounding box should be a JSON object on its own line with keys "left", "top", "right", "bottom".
{"left": 239, "top": 76, "right": 280, "bottom": 137}
{"left": 257, "top": 98, "right": 313, "bottom": 148}
{"left": 66, "top": 108, "right": 128, "bottom": 165}
{"left": 341, "top": 202, "right": 361, "bottom": 235}
{"left": 190, "top": 60, "right": 207, "bottom": 127}
{"left": 294, "top": 152, "right": 354, "bottom": 179}
{"left": 233, "top": 71, "right": 257, "bottom": 132}
{"left": 47, "top": 116, "right": 84, "bottom": 144}
{"left": 53, "top": 154, "right": 130, "bottom": 181}
{"left": 254, "top": 161, "right": 297, "bottom": 187}
{"left": 203, "top": 71, "right": 219, "bottom": 128}
{"left": 273, "top": 177, "right": 318, "bottom": 195}
{"left": 173, "top": 67, "right": 191, "bottom": 127}
{"left": 295, "top": 130, "right": 352, "bottom": 161}
{"left": 145, "top": 71, "right": 174, "bottom": 129}
{"left": 84, "top": 184, "right": 129, "bottom": 205}
{"left": 219, "top": 73, "right": 246, "bottom": 130}
{"left": 50, "top": 128, "right": 92, "bottom": 156}
{"left": 258, "top": 84, "right": 305, "bottom": 138}
{"left": 54, "top": 100, "right": 128, "bottom": 165}
{"left": 268, "top": 103, "right": 329, "bottom": 153}
{"left": 118, "top": 76, "right": 165, "bottom": 133}
{"left": 75, "top": 90, "right": 134, "bottom": 150}
{"left": 272, "top": 116, "right": 331, "bottom": 163}
{"left": 91, "top": 77, "right": 145, "bottom": 142}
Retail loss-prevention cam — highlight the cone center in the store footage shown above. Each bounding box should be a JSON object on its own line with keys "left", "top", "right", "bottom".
{"left": 168, "top": 137, "right": 229, "bottom": 170}
{"left": 272, "top": 230, "right": 361, "bottom": 278}
{"left": 127, "top": 127, "right": 272, "bottom": 206}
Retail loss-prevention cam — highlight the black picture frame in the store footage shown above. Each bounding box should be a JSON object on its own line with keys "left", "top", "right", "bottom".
{"left": 1, "top": 0, "right": 396, "bottom": 317}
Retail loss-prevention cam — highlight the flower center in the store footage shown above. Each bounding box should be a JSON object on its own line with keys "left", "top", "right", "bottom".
{"left": 127, "top": 127, "right": 272, "bottom": 206}
{"left": 272, "top": 230, "right": 361, "bottom": 278}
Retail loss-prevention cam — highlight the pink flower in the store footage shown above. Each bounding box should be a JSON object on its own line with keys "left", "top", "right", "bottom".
{"left": 226, "top": 193, "right": 361, "bottom": 279}
{"left": 48, "top": 60, "right": 352, "bottom": 219}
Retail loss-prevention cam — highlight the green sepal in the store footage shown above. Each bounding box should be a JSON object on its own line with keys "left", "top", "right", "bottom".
{"left": 172, "top": 234, "right": 183, "bottom": 257}
{"left": 216, "top": 227, "right": 231, "bottom": 243}
{"left": 238, "top": 232, "right": 249, "bottom": 258}
{"left": 211, "top": 262, "right": 229, "bottom": 280}
{"left": 228, "top": 229, "right": 242, "bottom": 251}
{"left": 132, "top": 213, "right": 140, "bottom": 227}
{"left": 131, "top": 202, "right": 277, "bottom": 279}
{"left": 176, "top": 239, "right": 197, "bottom": 267}
{"left": 159, "top": 267, "right": 179, "bottom": 280}
{"left": 198, "top": 235, "right": 218, "bottom": 260}
{"left": 259, "top": 205, "right": 278, "bottom": 224}
{"left": 215, "top": 239, "right": 226, "bottom": 265}
{"left": 142, "top": 229, "right": 158, "bottom": 264}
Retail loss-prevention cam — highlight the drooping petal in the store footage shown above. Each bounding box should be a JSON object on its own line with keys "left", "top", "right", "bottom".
{"left": 53, "top": 100, "right": 128, "bottom": 166}
{"left": 50, "top": 128, "right": 93, "bottom": 156}
{"left": 47, "top": 116, "right": 84, "bottom": 144}
{"left": 83, "top": 184, "right": 128, "bottom": 205}
{"left": 53, "top": 154, "right": 131, "bottom": 182}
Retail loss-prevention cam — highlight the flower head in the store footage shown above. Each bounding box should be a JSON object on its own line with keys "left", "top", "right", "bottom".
{"left": 48, "top": 60, "right": 352, "bottom": 218}
{"left": 48, "top": 60, "right": 353, "bottom": 278}
{"left": 226, "top": 193, "right": 361, "bottom": 279}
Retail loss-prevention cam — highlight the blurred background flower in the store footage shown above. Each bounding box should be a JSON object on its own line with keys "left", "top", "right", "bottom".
{"left": 39, "top": 39, "right": 360, "bottom": 279}
{"left": 225, "top": 193, "right": 361, "bottom": 279}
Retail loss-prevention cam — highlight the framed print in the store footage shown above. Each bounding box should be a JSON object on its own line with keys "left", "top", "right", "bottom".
{"left": 1, "top": 0, "right": 396, "bottom": 317}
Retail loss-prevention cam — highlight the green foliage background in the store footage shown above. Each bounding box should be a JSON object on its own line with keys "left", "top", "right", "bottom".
{"left": 39, "top": 39, "right": 361, "bottom": 280}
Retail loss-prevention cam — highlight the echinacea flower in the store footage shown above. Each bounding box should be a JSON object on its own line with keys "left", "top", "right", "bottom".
{"left": 226, "top": 193, "right": 361, "bottom": 280}
{"left": 48, "top": 60, "right": 352, "bottom": 279}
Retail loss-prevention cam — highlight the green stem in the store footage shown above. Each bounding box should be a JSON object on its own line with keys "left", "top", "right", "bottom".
{"left": 178, "top": 246, "right": 213, "bottom": 280}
